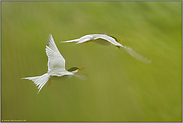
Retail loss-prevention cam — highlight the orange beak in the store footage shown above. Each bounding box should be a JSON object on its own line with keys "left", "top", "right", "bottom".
{"left": 78, "top": 67, "right": 83, "bottom": 71}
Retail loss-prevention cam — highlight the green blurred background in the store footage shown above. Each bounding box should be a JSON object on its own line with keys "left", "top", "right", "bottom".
{"left": 1, "top": 1, "right": 182, "bottom": 122}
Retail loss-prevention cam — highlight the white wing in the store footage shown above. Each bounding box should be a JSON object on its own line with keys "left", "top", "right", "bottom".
{"left": 93, "top": 34, "right": 122, "bottom": 47}
{"left": 122, "top": 46, "right": 152, "bottom": 63}
{"left": 46, "top": 34, "right": 66, "bottom": 71}
{"left": 60, "top": 35, "right": 93, "bottom": 44}
{"left": 60, "top": 39, "right": 80, "bottom": 43}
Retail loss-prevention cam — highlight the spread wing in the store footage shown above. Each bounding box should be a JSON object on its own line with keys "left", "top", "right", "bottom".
{"left": 60, "top": 35, "right": 93, "bottom": 44}
{"left": 46, "top": 34, "right": 66, "bottom": 71}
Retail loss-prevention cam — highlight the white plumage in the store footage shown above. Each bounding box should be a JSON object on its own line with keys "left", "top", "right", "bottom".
{"left": 22, "top": 34, "right": 85, "bottom": 93}
{"left": 61, "top": 34, "right": 151, "bottom": 63}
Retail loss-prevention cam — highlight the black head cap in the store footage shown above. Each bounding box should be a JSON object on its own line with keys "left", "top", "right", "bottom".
{"left": 67, "top": 67, "right": 79, "bottom": 72}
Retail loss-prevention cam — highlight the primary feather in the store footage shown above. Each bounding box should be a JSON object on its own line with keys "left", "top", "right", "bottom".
{"left": 46, "top": 34, "right": 66, "bottom": 71}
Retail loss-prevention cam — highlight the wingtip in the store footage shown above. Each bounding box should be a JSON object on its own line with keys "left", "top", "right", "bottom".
{"left": 47, "top": 34, "right": 53, "bottom": 46}
{"left": 49, "top": 34, "right": 52, "bottom": 37}
{"left": 60, "top": 41, "right": 67, "bottom": 43}
{"left": 48, "top": 34, "right": 53, "bottom": 41}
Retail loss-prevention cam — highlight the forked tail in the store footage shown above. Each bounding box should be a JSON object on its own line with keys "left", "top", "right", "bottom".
{"left": 22, "top": 73, "right": 50, "bottom": 93}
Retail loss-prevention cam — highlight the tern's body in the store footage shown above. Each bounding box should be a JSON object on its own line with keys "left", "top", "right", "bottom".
{"left": 61, "top": 34, "right": 151, "bottom": 63}
{"left": 22, "top": 34, "right": 85, "bottom": 93}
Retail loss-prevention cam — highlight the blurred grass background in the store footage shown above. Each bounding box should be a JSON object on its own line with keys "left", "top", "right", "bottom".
{"left": 1, "top": 1, "right": 182, "bottom": 122}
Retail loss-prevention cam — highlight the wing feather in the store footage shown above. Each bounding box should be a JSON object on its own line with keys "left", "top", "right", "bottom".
{"left": 60, "top": 35, "right": 93, "bottom": 44}
{"left": 46, "top": 34, "right": 66, "bottom": 71}
{"left": 93, "top": 35, "right": 122, "bottom": 47}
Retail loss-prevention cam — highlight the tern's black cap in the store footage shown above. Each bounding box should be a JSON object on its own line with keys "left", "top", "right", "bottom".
{"left": 67, "top": 67, "right": 79, "bottom": 72}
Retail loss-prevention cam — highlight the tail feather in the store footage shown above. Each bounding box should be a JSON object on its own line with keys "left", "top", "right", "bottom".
{"left": 22, "top": 73, "right": 50, "bottom": 93}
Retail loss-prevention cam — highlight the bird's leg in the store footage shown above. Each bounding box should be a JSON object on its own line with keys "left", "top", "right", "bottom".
{"left": 116, "top": 39, "right": 123, "bottom": 49}
{"left": 118, "top": 39, "right": 124, "bottom": 43}
{"left": 47, "top": 79, "right": 51, "bottom": 86}
{"left": 116, "top": 46, "right": 121, "bottom": 49}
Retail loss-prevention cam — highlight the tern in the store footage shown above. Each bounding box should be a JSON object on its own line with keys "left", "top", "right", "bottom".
{"left": 22, "top": 34, "right": 86, "bottom": 93}
{"left": 61, "top": 34, "right": 151, "bottom": 63}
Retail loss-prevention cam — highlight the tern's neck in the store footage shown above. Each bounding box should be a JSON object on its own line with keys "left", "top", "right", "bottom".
{"left": 71, "top": 69, "right": 78, "bottom": 74}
